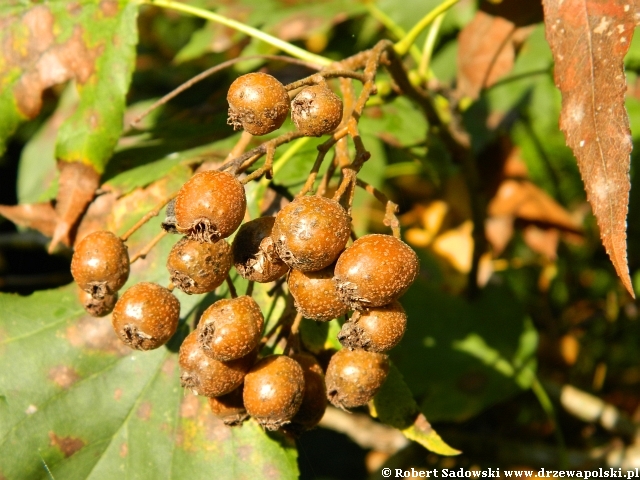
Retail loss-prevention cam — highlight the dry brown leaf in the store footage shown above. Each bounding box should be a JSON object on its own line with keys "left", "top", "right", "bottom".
{"left": 0, "top": 202, "right": 57, "bottom": 238}
{"left": 543, "top": 0, "right": 636, "bottom": 297}
{"left": 523, "top": 224, "right": 560, "bottom": 261}
{"left": 457, "top": 0, "right": 543, "bottom": 99}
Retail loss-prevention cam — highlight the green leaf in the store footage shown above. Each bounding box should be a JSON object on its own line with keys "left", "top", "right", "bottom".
{"left": 0, "top": 287, "right": 299, "bottom": 480}
{"left": 0, "top": 1, "right": 138, "bottom": 173}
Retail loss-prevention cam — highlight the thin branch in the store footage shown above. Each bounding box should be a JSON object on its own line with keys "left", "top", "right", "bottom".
{"left": 129, "top": 231, "right": 168, "bottom": 264}
{"left": 120, "top": 194, "right": 177, "bottom": 242}
{"left": 355, "top": 178, "right": 401, "bottom": 238}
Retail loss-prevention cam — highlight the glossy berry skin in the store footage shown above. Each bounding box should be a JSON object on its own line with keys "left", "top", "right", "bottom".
{"left": 338, "top": 301, "right": 407, "bottom": 353}
{"left": 288, "top": 264, "right": 348, "bottom": 321}
{"left": 77, "top": 287, "right": 117, "bottom": 318}
{"left": 285, "top": 353, "right": 327, "bottom": 434}
{"left": 174, "top": 170, "right": 246, "bottom": 243}
{"left": 291, "top": 85, "right": 343, "bottom": 137}
{"left": 208, "top": 386, "right": 248, "bottom": 426}
{"left": 227, "top": 72, "right": 290, "bottom": 136}
{"left": 111, "top": 282, "right": 180, "bottom": 351}
{"left": 197, "top": 296, "right": 264, "bottom": 362}
{"left": 71, "top": 230, "right": 129, "bottom": 299}
{"left": 179, "top": 330, "right": 255, "bottom": 397}
{"left": 167, "top": 237, "right": 232, "bottom": 294}
{"left": 232, "top": 217, "right": 288, "bottom": 283}
{"left": 334, "top": 234, "right": 419, "bottom": 309}
{"left": 325, "top": 349, "right": 389, "bottom": 410}
{"left": 273, "top": 195, "right": 350, "bottom": 272}
{"left": 243, "top": 355, "right": 305, "bottom": 430}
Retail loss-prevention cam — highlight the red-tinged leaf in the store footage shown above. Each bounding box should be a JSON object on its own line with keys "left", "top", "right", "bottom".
{"left": 457, "top": 0, "right": 543, "bottom": 99}
{"left": 542, "top": 0, "right": 636, "bottom": 297}
{"left": 49, "top": 161, "right": 100, "bottom": 252}
{"left": 0, "top": 202, "right": 57, "bottom": 238}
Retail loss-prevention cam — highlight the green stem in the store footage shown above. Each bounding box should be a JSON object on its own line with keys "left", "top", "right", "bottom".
{"left": 531, "top": 377, "right": 569, "bottom": 469}
{"left": 395, "top": 0, "right": 460, "bottom": 56}
{"left": 365, "top": 3, "right": 422, "bottom": 65}
{"left": 138, "top": 0, "right": 332, "bottom": 67}
{"left": 418, "top": 12, "right": 446, "bottom": 80}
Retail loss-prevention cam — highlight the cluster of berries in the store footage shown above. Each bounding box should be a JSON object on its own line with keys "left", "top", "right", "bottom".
{"left": 70, "top": 71, "right": 419, "bottom": 434}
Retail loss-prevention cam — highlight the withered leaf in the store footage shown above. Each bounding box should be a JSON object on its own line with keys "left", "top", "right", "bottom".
{"left": 457, "top": 0, "right": 543, "bottom": 99}
{"left": 543, "top": 0, "right": 636, "bottom": 297}
{"left": 0, "top": 202, "right": 57, "bottom": 239}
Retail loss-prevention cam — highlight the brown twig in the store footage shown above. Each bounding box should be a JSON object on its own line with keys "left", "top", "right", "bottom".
{"left": 241, "top": 142, "right": 276, "bottom": 183}
{"left": 297, "top": 126, "right": 349, "bottom": 196}
{"left": 120, "top": 193, "right": 177, "bottom": 242}
{"left": 284, "top": 71, "right": 367, "bottom": 92}
{"left": 226, "top": 275, "right": 238, "bottom": 298}
{"left": 129, "top": 231, "right": 168, "bottom": 264}
{"left": 355, "top": 178, "right": 401, "bottom": 238}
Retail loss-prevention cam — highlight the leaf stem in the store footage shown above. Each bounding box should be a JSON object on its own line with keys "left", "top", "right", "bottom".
{"left": 138, "top": 0, "right": 332, "bottom": 67}
{"left": 365, "top": 3, "right": 423, "bottom": 65}
{"left": 531, "top": 377, "right": 569, "bottom": 469}
{"left": 418, "top": 12, "right": 446, "bottom": 81}
{"left": 394, "top": 0, "right": 459, "bottom": 56}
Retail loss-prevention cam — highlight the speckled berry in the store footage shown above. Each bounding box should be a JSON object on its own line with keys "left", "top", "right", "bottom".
{"left": 243, "top": 355, "right": 305, "bottom": 430}
{"left": 71, "top": 230, "right": 129, "bottom": 299}
{"left": 291, "top": 84, "right": 343, "bottom": 136}
{"left": 232, "top": 217, "right": 288, "bottom": 283}
{"left": 208, "top": 386, "right": 248, "bottom": 426}
{"left": 111, "top": 282, "right": 180, "bottom": 351}
{"left": 273, "top": 195, "right": 351, "bottom": 272}
{"left": 338, "top": 301, "right": 407, "bottom": 352}
{"left": 334, "top": 234, "right": 419, "bottom": 309}
{"left": 174, "top": 170, "right": 246, "bottom": 243}
{"left": 167, "top": 237, "right": 232, "bottom": 294}
{"left": 325, "top": 349, "right": 389, "bottom": 410}
{"left": 77, "top": 287, "right": 117, "bottom": 317}
{"left": 197, "top": 296, "right": 264, "bottom": 362}
{"left": 288, "top": 264, "right": 348, "bottom": 321}
{"left": 227, "top": 72, "right": 290, "bottom": 136}
{"left": 285, "top": 353, "right": 327, "bottom": 434}
{"left": 179, "top": 330, "right": 256, "bottom": 397}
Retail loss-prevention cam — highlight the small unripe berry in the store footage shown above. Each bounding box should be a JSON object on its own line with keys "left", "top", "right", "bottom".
{"left": 232, "top": 217, "right": 288, "bottom": 283}
{"left": 334, "top": 234, "right": 419, "bottom": 309}
{"left": 77, "top": 287, "right": 117, "bottom": 317}
{"left": 325, "top": 349, "right": 389, "bottom": 410}
{"left": 197, "top": 296, "right": 264, "bottom": 362}
{"left": 291, "top": 84, "right": 343, "bottom": 136}
{"left": 179, "top": 330, "right": 255, "bottom": 397}
{"left": 227, "top": 72, "right": 290, "bottom": 136}
{"left": 273, "top": 195, "right": 351, "bottom": 272}
{"left": 285, "top": 353, "right": 327, "bottom": 434}
{"left": 288, "top": 264, "right": 348, "bottom": 321}
{"left": 243, "top": 355, "right": 305, "bottom": 430}
{"left": 71, "top": 230, "right": 129, "bottom": 299}
{"left": 111, "top": 282, "right": 180, "bottom": 351}
{"left": 174, "top": 170, "right": 246, "bottom": 243}
{"left": 208, "top": 386, "right": 248, "bottom": 426}
{"left": 167, "top": 237, "right": 232, "bottom": 294}
{"left": 338, "top": 301, "right": 407, "bottom": 353}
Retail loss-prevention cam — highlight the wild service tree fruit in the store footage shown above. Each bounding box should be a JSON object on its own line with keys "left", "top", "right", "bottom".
{"left": 338, "top": 301, "right": 407, "bottom": 352}
{"left": 232, "top": 216, "right": 288, "bottom": 283}
{"left": 291, "top": 84, "right": 343, "bottom": 136}
{"left": 288, "top": 264, "right": 348, "bottom": 321}
{"left": 284, "top": 353, "right": 327, "bottom": 434}
{"left": 77, "top": 287, "right": 117, "bottom": 318}
{"left": 208, "top": 386, "right": 249, "bottom": 426}
{"left": 167, "top": 237, "right": 232, "bottom": 294}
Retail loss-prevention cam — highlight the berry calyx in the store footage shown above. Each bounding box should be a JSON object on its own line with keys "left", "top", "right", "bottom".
{"left": 333, "top": 234, "right": 419, "bottom": 309}
{"left": 179, "top": 330, "right": 255, "bottom": 397}
{"left": 291, "top": 84, "right": 343, "bottom": 137}
{"left": 325, "top": 349, "right": 389, "bottom": 410}
{"left": 71, "top": 230, "right": 129, "bottom": 299}
{"left": 197, "top": 296, "right": 264, "bottom": 362}
{"left": 232, "top": 216, "right": 288, "bottom": 283}
{"left": 174, "top": 170, "right": 246, "bottom": 243}
{"left": 77, "top": 287, "right": 117, "bottom": 318}
{"left": 227, "top": 72, "right": 290, "bottom": 136}
{"left": 272, "top": 195, "right": 351, "bottom": 272}
{"left": 338, "top": 301, "right": 407, "bottom": 353}
{"left": 111, "top": 282, "right": 180, "bottom": 351}
{"left": 167, "top": 237, "right": 232, "bottom": 294}
{"left": 243, "top": 355, "right": 305, "bottom": 431}
{"left": 288, "top": 264, "right": 348, "bottom": 321}
{"left": 208, "top": 386, "right": 249, "bottom": 426}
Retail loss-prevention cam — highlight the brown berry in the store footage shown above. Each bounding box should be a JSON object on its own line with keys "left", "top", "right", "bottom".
{"left": 325, "top": 349, "right": 389, "bottom": 410}
{"left": 333, "top": 234, "right": 419, "bottom": 309}
{"left": 285, "top": 353, "right": 327, "bottom": 434}
{"left": 77, "top": 287, "right": 117, "bottom": 317}
{"left": 338, "top": 301, "right": 407, "bottom": 353}
{"left": 291, "top": 84, "right": 343, "bottom": 136}
{"left": 208, "top": 386, "right": 248, "bottom": 426}
{"left": 71, "top": 230, "right": 129, "bottom": 299}
{"left": 243, "top": 355, "right": 305, "bottom": 430}
{"left": 232, "top": 217, "right": 288, "bottom": 283}
{"left": 197, "top": 296, "right": 264, "bottom": 361}
{"left": 111, "top": 282, "right": 180, "bottom": 350}
{"left": 288, "top": 264, "right": 348, "bottom": 321}
{"left": 174, "top": 170, "right": 246, "bottom": 243}
{"left": 167, "top": 237, "right": 232, "bottom": 294}
{"left": 227, "top": 72, "right": 290, "bottom": 136}
{"left": 179, "top": 330, "right": 255, "bottom": 397}
{"left": 273, "top": 195, "right": 350, "bottom": 272}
